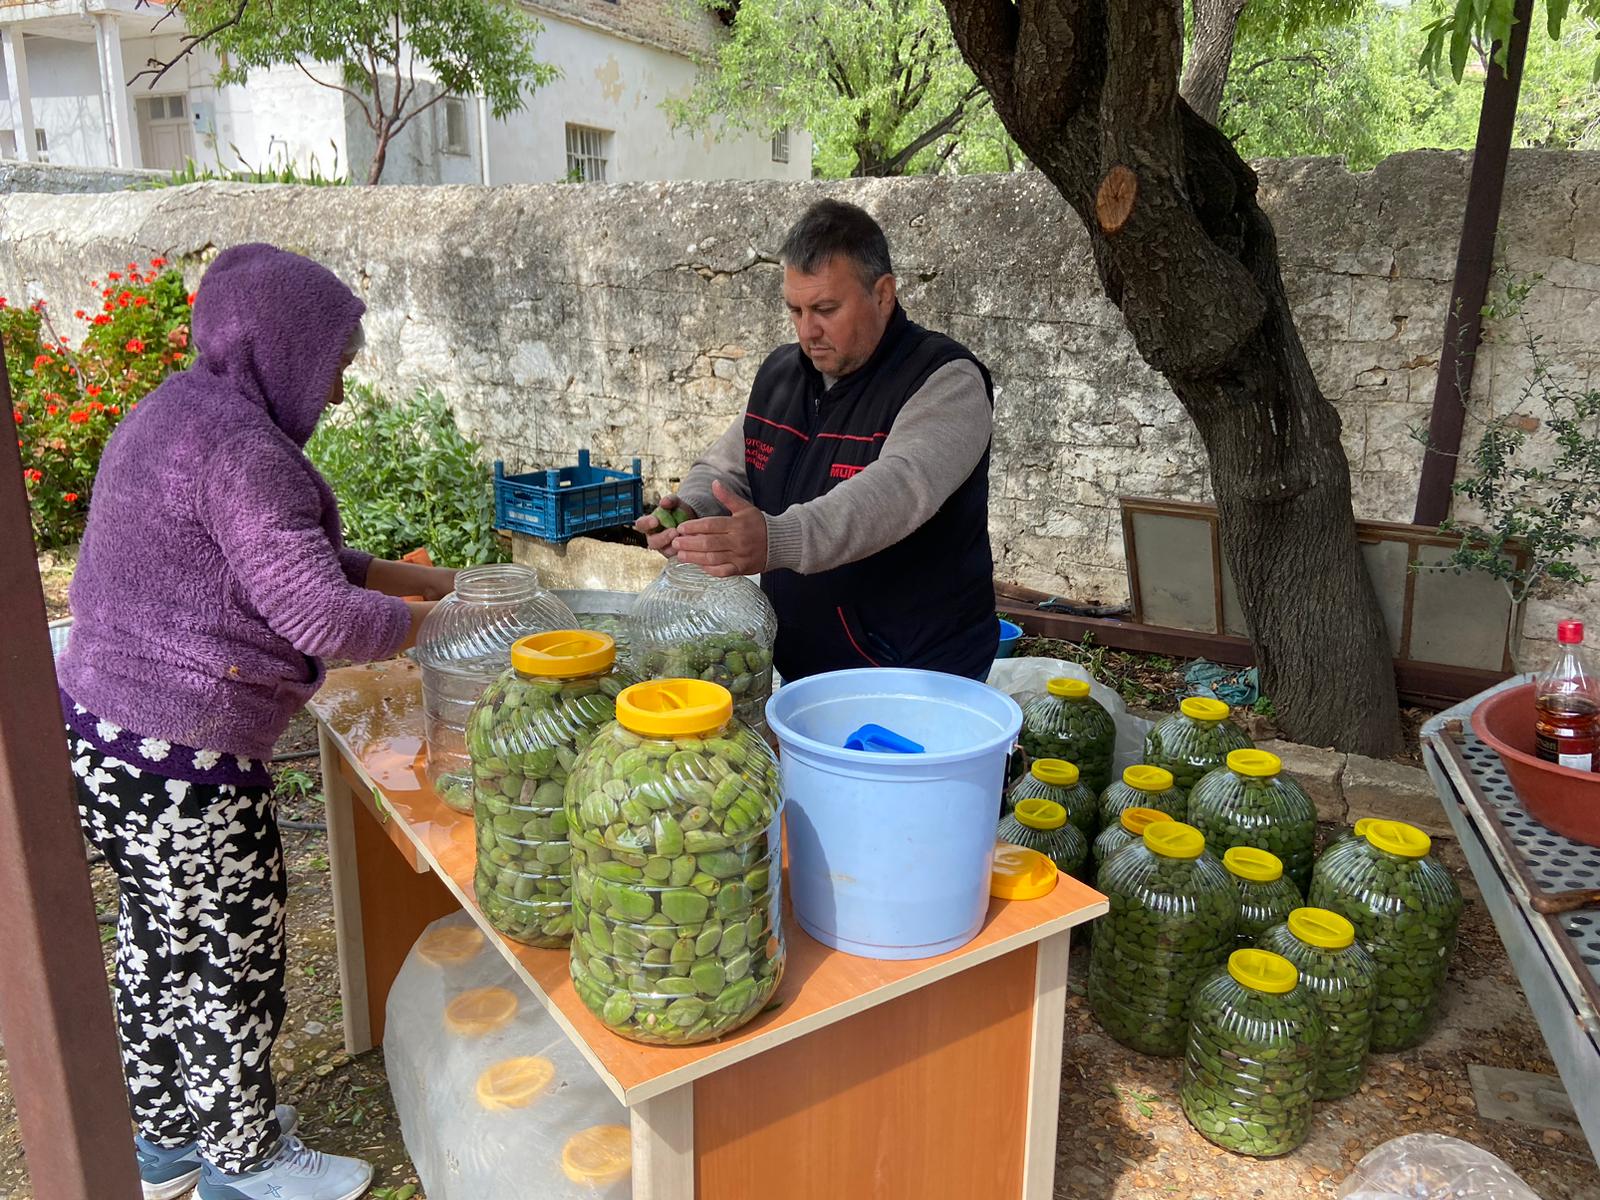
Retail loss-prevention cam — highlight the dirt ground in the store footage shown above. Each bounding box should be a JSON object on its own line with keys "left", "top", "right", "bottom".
{"left": 8, "top": 585, "right": 1595, "bottom": 1198}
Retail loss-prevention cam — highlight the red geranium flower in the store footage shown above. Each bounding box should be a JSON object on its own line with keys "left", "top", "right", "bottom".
{"left": 33, "top": 354, "right": 52, "bottom": 369}
{"left": 89, "top": 402, "right": 105, "bottom": 414}
{"left": 151, "top": 257, "right": 167, "bottom": 268}
{"left": 87, "top": 385, "right": 102, "bottom": 397}
{"left": 92, "top": 314, "right": 111, "bottom": 326}
{"left": 46, "top": 404, "right": 59, "bottom": 416}
{"left": 126, "top": 263, "right": 138, "bottom": 272}
{"left": 12, "top": 409, "right": 23, "bottom": 425}
{"left": 24, "top": 469, "right": 41, "bottom": 483}
{"left": 62, "top": 492, "right": 79, "bottom": 503}
{"left": 74, "top": 309, "right": 87, "bottom": 319}
{"left": 108, "top": 272, "right": 121, "bottom": 282}
{"left": 0, "top": 297, "right": 7, "bottom": 308}
{"left": 68, "top": 411, "right": 89, "bottom": 425}
{"left": 126, "top": 338, "right": 146, "bottom": 353}
{"left": 109, "top": 405, "right": 120, "bottom": 416}
{"left": 134, "top": 296, "right": 149, "bottom": 307}
{"left": 186, "top": 293, "right": 197, "bottom": 305}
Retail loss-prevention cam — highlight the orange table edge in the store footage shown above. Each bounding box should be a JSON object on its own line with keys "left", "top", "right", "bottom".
{"left": 310, "top": 661, "right": 1106, "bottom": 1200}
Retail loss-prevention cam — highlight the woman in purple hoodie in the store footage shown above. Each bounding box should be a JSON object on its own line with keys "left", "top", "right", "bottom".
{"left": 58, "top": 244, "right": 452, "bottom": 1200}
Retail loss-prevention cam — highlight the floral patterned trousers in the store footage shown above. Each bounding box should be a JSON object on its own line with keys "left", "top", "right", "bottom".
{"left": 69, "top": 735, "right": 288, "bottom": 1173}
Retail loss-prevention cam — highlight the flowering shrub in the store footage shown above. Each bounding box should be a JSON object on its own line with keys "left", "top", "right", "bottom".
{"left": 4, "top": 260, "right": 194, "bottom": 548}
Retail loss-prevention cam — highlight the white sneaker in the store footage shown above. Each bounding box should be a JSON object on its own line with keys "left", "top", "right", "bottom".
{"left": 136, "top": 1106, "right": 300, "bottom": 1200}
{"left": 195, "top": 1134, "right": 372, "bottom": 1200}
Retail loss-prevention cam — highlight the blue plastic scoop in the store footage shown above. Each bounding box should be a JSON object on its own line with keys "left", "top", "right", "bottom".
{"left": 843, "top": 724, "right": 925, "bottom": 754}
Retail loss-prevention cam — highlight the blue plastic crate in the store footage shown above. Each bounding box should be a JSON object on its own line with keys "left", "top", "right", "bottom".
{"left": 493, "top": 450, "right": 644, "bottom": 543}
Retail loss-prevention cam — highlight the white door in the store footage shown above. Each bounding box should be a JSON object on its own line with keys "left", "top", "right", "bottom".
{"left": 137, "top": 94, "right": 195, "bottom": 171}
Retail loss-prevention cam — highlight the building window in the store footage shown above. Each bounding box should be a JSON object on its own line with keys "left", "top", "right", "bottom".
{"left": 441, "top": 96, "right": 469, "bottom": 156}
{"left": 138, "top": 95, "right": 188, "bottom": 122}
{"left": 34, "top": 128, "right": 49, "bottom": 160}
{"left": 770, "top": 127, "right": 789, "bottom": 164}
{"left": 565, "top": 124, "right": 611, "bottom": 182}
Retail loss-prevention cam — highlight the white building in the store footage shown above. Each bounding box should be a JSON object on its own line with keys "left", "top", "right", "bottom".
{"left": 0, "top": 0, "right": 811, "bottom": 184}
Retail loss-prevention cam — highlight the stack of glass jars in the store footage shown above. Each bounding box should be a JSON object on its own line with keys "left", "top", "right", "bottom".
{"left": 566, "top": 678, "right": 784, "bottom": 1045}
{"left": 414, "top": 564, "right": 577, "bottom": 813}
{"left": 1189, "top": 749, "right": 1317, "bottom": 894}
{"left": 631, "top": 564, "right": 777, "bottom": 737}
{"left": 997, "top": 798, "right": 1088, "bottom": 881}
{"left": 468, "top": 631, "right": 632, "bottom": 947}
{"left": 1019, "top": 678, "right": 1116, "bottom": 797}
{"left": 1143, "top": 697, "right": 1253, "bottom": 798}
{"left": 1087, "top": 822, "right": 1238, "bottom": 1056}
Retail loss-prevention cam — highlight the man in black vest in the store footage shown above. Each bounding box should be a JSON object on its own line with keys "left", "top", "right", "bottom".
{"left": 637, "top": 199, "right": 998, "bottom": 682}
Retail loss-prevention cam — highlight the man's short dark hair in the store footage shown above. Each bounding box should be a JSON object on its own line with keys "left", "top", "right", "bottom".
{"left": 779, "top": 199, "right": 893, "bottom": 290}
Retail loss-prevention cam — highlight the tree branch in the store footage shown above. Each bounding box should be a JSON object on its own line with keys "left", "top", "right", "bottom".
{"left": 940, "top": 0, "right": 1019, "bottom": 109}
{"left": 385, "top": 88, "right": 452, "bottom": 142}
{"left": 296, "top": 61, "right": 374, "bottom": 129}
{"left": 130, "top": 0, "right": 250, "bottom": 90}
{"left": 881, "top": 82, "right": 983, "bottom": 174}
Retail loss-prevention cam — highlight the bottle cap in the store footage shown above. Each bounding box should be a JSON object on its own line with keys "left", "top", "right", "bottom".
{"left": 1144, "top": 821, "right": 1205, "bottom": 860}
{"left": 1014, "top": 797, "right": 1067, "bottom": 831}
{"left": 510, "top": 630, "right": 616, "bottom": 678}
{"left": 1119, "top": 806, "right": 1176, "bottom": 836}
{"left": 1226, "top": 749, "right": 1282, "bottom": 778}
{"left": 1123, "top": 764, "right": 1176, "bottom": 792}
{"left": 1558, "top": 619, "right": 1585, "bottom": 645}
{"left": 991, "top": 843, "right": 1059, "bottom": 899}
{"left": 1031, "top": 759, "right": 1080, "bottom": 787}
{"left": 1223, "top": 846, "right": 1284, "bottom": 883}
{"left": 616, "top": 679, "right": 733, "bottom": 737}
{"left": 1047, "top": 678, "right": 1091, "bottom": 699}
{"left": 1287, "top": 907, "right": 1356, "bottom": 950}
{"left": 1364, "top": 819, "right": 1431, "bottom": 860}
{"left": 1228, "top": 949, "right": 1299, "bottom": 995}
{"left": 1179, "top": 696, "right": 1231, "bottom": 722}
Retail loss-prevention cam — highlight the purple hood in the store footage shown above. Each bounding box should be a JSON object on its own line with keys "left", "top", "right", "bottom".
{"left": 59, "top": 244, "right": 411, "bottom": 762}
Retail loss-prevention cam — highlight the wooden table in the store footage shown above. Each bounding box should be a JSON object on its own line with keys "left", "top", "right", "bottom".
{"left": 309, "top": 659, "right": 1107, "bottom": 1200}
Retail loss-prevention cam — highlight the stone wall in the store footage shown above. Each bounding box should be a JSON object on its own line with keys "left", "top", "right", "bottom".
{"left": 3, "top": 152, "right": 1598, "bottom": 654}
{"left": 0, "top": 159, "right": 162, "bottom": 194}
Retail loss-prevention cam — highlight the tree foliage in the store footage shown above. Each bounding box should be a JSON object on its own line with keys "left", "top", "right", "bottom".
{"left": 667, "top": 0, "right": 1020, "bottom": 177}
{"left": 1419, "top": 0, "right": 1600, "bottom": 81}
{"left": 168, "top": 0, "right": 556, "bottom": 183}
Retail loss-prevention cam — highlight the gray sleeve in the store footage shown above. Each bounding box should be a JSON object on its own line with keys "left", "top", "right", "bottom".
{"left": 676, "top": 412, "right": 750, "bottom": 519}
{"left": 763, "top": 359, "right": 992, "bottom": 574}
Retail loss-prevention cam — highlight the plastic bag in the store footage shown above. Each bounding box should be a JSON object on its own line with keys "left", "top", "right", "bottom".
{"left": 1339, "top": 1134, "right": 1543, "bottom": 1200}
{"left": 987, "top": 656, "right": 1154, "bottom": 776}
{"left": 384, "top": 913, "right": 632, "bottom": 1199}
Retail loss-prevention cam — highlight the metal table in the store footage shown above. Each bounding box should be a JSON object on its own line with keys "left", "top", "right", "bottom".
{"left": 1422, "top": 680, "right": 1600, "bottom": 1156}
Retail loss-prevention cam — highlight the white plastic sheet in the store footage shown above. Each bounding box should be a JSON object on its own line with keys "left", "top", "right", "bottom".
{"left": 1339, "top": 1134, "right": 1544, "bottom": 1200}
{"left": 987, "top": 656, "right": 1154, "bottom": 777}
{"left": 384, "top": 913, "right": 631, "bottom": 1199}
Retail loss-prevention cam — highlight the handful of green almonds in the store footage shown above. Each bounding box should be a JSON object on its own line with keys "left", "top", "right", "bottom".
{"left": 1259, "top": 909, "right": 1379, "bottom": 1099}
{"left": 1181, "top": 950, "right": 1324, "bottom": 1157}
{"left": 1190, "top": 751, "right": 1318, "bottom": 894}
{"left": 1144, "top": 697, "right": 1254, "bottom": 796}
{"left": 1308, "top": 820, "right": 1461, "bottom": 1053}
{"left": 1019, "top": 678, "right": 1116, "bottom": 797}
{"left": 566, "top": 689, "right": 784, "bottom": 1046}
{"left": 1087, "top": 822, "right": 1238, "bottom": 1056}
{"left": 467, "top": 634, "right": 632, "bottom": 948}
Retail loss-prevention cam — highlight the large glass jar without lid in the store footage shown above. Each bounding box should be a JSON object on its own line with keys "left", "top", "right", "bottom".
{"left": 1308, "top": 820, "right": 1462, "bottom": 1053}
{"left": 1223, "top": 847, "right": 1303, "bottom": 949}
{"left": 1181, "top": 949, "right": 1324, "bottom": 1157}
{"left": 467, "top": 631, "right": 632, "bottom": 948}
{"left": 1143, "top": 697, "right": 1254, "bottom": 797}
{"left": 997, "top": 799, "right": 1088, "bottom": 881}
{"left": 414, "top": 564, "right": 577, "bottom": 813}
{"left": 1087, "top": 822, "right": 1238, "bottom": 1057}
{"left": 1091, "top": 805, "right": 1176, "bottom": 876}
{"left": 1259, "top": 908, "right": 1379, "bottom": 1099}
{"left": 1020, "top": 678, "right": 1116, "bottom": 797}
{"left": 1189, "top": 750, "right": 1318, "bottom": 894}
{"left": 566, "top": 678, "right": 784, "bottom": 1045}
{"left": 1100, "top": 764, "right": 1185, "bottom": 829}
{"left": 1002, "top": 758, "right": 1098, "bottom": 838}
{"left": 631, "top": 564, "right": 777, "bottom": 736}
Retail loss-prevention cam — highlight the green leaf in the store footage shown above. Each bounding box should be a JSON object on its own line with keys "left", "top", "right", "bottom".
{"left": 1450, "top": 0, "right": 1474, "bottom": 81}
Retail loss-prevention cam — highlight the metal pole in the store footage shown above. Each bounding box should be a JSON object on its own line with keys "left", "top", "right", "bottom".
{"left": 1413, "top": 0, "right": 1535, "bottom": 527}
{"left": 0, "top": 343, "right": 141, "bottom": 1196}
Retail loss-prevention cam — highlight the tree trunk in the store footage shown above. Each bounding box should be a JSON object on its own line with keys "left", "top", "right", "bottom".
{"left": 1181, "top": 0, "right": 1249, "bottom": 124}
{"left": 366, "top": 124, "right": 392, "bottom": 186}
{"left": 942, "top": 0, "right": 1401, "bottom": 754}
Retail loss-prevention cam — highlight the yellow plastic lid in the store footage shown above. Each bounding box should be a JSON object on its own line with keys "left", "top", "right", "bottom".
{"left": 415, "top": 924, "right": 486, "bottom": 967}
{"left": 1227, "top": 749, "right": 1282, "bottom": 778}
{"left": 1287, "top": 907, "right": 1356, "bottom": 951}
{"left": 1123, "top": 764, "right": 1175, "bottom": 792}
{"left": 1229, "top": 948, "right": 1299, "bottom": 995}
{"left": 511, "top": 630, "right": 616, "bottom": 678}
{"left": 561, "top": 1125, "right": 631, "bottom": 1186}
{"left": 1353, "top": 817, "right": 1375, "bottom": 837}
{"left": 1223, "top": 846, "right": 1284, "bottom": 883}
{"left": 1119, "top": 806, "right": 1176, "bottom": 836}
{"left": 476, "top": 1056, "right": 556, "bottom": 1111}
{"left": 616, "top": 679, "right": 733, "bottom": 737}
{"left": 1364, "top": 819, "right": 1432, "bottom": 859}
{"left": 1014, "top": 797, "right": 1067, "bottom": 831}
{"left": 444, "top": 986, "right": 519, "bottom": 1036}
{"left": 1144, "top": 821, "right": 1205, "bottom": 860}
{"left": 991, "top": 842, "right": 1059, "bottom": 900}
{"left": 1179, "top": 696, "right": 1232, "bottom": 722}
{"left": 1047, "top": 678, "right": 1091, "bottom": 699}
{"left": 1031, "top": 758, "right": 1080, "bottom": 788}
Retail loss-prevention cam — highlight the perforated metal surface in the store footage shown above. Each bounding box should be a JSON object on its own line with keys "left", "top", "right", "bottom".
{"left": 1448, "top": 719, "right": 1600, "bottom": 983}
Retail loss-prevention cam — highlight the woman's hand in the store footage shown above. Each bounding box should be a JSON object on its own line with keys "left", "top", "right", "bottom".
{"left": 366, "top": 558, "right": 458, "bottom": 601}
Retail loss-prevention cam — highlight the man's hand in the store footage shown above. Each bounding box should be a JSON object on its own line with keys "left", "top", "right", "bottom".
{"left": 366, "top": 558, "right": 457, "bottom": 600}
{"left": 636, "top": 495, "right": 696, "bottom": 559}
{"left": 671, "top": 482, "right": 767, "bottom": 578}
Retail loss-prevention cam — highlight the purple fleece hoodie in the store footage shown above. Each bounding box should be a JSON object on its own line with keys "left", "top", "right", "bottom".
{"left": 58, "top": 244, "right": 411, "bottom": 761}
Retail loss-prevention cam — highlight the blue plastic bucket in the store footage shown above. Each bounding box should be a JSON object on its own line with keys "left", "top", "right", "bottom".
{"left": 996, "top": 618, "right": 1023, "bottom": 659}
{"left": 765, "top": 669, "right": 1023, "bottom": 960}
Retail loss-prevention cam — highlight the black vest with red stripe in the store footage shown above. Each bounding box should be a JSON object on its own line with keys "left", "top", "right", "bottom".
{"left": 746, "top": 304, "right": 997, "bottom": 682}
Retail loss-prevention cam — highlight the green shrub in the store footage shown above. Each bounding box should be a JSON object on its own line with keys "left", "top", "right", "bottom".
{"left": 308, "top": 382, "right": 506, "bottom": 567}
